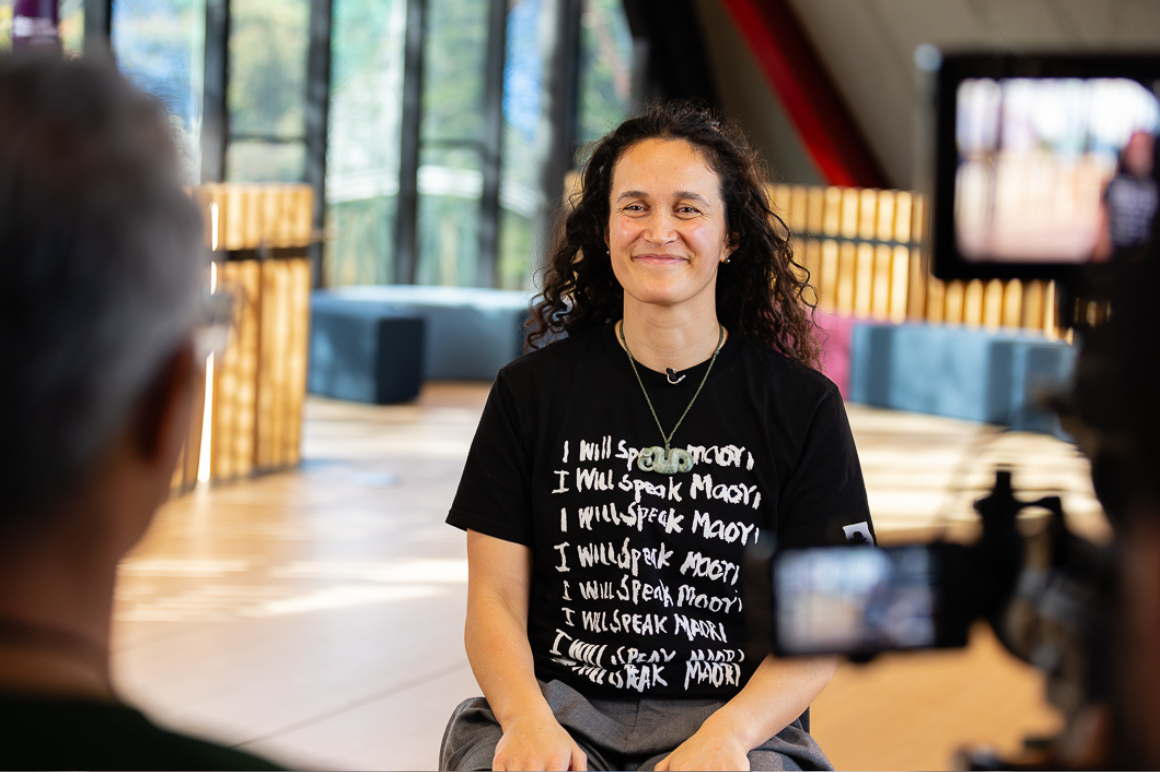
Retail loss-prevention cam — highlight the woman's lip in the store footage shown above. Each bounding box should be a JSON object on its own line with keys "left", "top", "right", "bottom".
{"left": 633, "top": 253, "right": 685, "bottom": 262}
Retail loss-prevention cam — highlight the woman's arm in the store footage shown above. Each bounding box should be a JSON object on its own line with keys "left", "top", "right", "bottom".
{"left": 653, "top": 654, "right": 838, "bottom": 772}
{"left": 465, "top": 529, "right": 588, "bottom": 772}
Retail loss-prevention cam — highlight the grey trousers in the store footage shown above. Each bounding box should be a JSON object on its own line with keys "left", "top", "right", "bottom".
{"left": 439, "top": 680, "right": 832, "bottom": 771}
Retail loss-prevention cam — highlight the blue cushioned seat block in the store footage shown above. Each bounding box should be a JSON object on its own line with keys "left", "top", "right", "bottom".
{"left": 1007, "top": 341, "right": 1076, "bottom": 437}
{"left": 849, "top": 323, "right": 1074, "bottom": 433}
{"left": 308, "top": 296, "right": 425, "bottom": 404}
{"left": 322, "top": 285, "right": 534, "bottom": 380}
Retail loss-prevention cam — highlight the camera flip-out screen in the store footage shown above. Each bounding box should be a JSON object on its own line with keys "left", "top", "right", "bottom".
{"left": 771, "top": 545, "right": 941, "bottom": 657}
{"left": 933, "top": 54, "right": 1160, "bottom": 281}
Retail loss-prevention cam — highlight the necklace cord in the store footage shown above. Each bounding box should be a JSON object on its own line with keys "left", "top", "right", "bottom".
{"left": 618, "top": 321, "right": 724, "bottom": 452}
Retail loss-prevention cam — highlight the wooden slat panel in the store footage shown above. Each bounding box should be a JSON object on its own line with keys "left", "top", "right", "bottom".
{"left": 291, "top": 185, "right": 313, "bottom": 246}
{"left": 1043, "top": 282, "right": 1060, "bottom": 340}
{"left": 963, "top": 279, "right": 985, "bottom": 329}
{"left": 284, "top": 259, "right": 311, "bottom": 466}
{"left": 982, "top": 279, "right": 1005, "bottom": 331}
{"left": 212, "top": 261, "right": 260, "bottom": 481}
{"left": 223, "top": 186, "right": 247, "bottom": 251}
{"left": 908, "top": 247, "right": 928, "bottom": 321}
{"left": 837, "top": 242, "right": 857, "bottom": 315}
{"left": 854, "top": 242, "right": 874, "bottom": 318}
{"left": 807, "top": 186, "right": 826, "bottom": 236}
{"left": 790, "top": 236, "right": 811, "bottom": 286}
{"left": 1022, "top": 281, "right": 1046, "bottom": 332}
{"left": 870, "top": 244, "right": 891, "bottom": 320}
{"left": 841, "top": 188, "right": 860, "bottom": 240}
{"left": 822, "top": 187, "right": 842, "bottom": 237}
{"left": 858, "top": 188, "right": 878, "bottom": 241}
{"left": 769, "top": 184, "right": 789, "bottom": 218}
{"left": 1002, "top": 281, "right": 1024, "bottom": 330}
{"left": 243, "top": 185, "right": 263, "bottom": 250}
{"left": 255, "top": 261, "right": 281, "bottom": 470}
{"left": 911, "top": 193, "right": 927, "bottom": 244}
{"left": 944, "top": 281, "right": 966, "bottom": 326}
{"left": 807, "top": 241, "right": 825, "bottom": 310}
{"left": 895, "top": 191, "right": 913, "bottom": 244}
{"left": 261, "top": 186, "right": 283, "bottom": 248}
{"left": 181, "top": 365, "right": 208, "bottom": 489}
{"left": 876, "top": 190, "right": 896, "bottom": 242}
{"left": 889, "top": 246, "right": 910, "bottom": 323}
{"left": 788, "top": 185, "right": 808, "bottom": 234}
{"left": 820, "top": 240, "right": 840, "bottom": 311}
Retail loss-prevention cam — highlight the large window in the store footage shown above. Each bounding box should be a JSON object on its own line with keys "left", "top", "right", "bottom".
{"left": 112, "top": 0, "right": 207, "bottom": 183}
{"left": 415, "top": 0, "right": 491, "bottom": 287}
{"left": 325, "top": 0, "right": 408, "bottom": 286}
{"left": 227, "top": 0, "right": 311, "bottom": 182}
{"left": 1, "top": 0, "right": 86, "bottom": 55}
{"left": 577, "top": 0, "right": 633, "bottom": 147}
{"left": 326, "top": 0, "right": 632, "bottom": 291}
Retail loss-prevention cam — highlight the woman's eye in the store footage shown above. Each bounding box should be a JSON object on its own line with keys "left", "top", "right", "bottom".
{"left": 677, "top": 206, "right": 700, "bottom": 216}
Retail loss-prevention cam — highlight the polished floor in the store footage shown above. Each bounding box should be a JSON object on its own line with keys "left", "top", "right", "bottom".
{"left": 112, "top": 382, "right": 1105, "bottom": 771}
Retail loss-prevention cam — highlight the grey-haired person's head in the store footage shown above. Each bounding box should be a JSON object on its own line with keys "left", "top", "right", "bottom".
{"left": 0, "top": 53, "right": 206, "bottom": 523}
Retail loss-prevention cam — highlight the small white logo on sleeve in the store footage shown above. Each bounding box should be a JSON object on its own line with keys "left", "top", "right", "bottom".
{"left": 843, "top": 522, "right": 874, "bottom": 545}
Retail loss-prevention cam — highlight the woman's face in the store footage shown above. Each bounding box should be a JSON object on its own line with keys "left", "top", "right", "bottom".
{"left": 606, "top": 138, "right": 736, "bottom": 317}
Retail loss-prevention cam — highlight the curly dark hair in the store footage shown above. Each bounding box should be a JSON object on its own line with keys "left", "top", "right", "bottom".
{"left": 526, "top": 101, "right": 819, "bottom": 366}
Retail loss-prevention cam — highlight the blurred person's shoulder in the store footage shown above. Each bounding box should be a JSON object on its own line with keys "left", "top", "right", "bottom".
{"left": 0, "top": 691, "right": 287, "bottom": 771}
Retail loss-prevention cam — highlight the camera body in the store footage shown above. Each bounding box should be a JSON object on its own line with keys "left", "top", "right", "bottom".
{"left": 761, "top": 470, "right": 1108, "bottom": 716}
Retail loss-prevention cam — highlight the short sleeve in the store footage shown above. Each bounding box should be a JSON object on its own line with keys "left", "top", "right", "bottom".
{"left": 446, "top": 372, "right": 535, "bottom": 546}
{"left": 775, "top": 389, "right": 874, "bottom": 548}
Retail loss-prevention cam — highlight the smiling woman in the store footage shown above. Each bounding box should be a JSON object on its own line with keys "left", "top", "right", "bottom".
{"left": 439, "top": 102, "right": 877, "bottom": 772}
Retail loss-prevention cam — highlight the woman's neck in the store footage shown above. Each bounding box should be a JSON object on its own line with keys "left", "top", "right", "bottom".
{"left": 618, "top": 305, "right": 724, "bottom": 373}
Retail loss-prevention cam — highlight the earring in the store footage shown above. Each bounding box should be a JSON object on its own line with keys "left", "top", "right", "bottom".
{"left": 722, "top": 257, "right": 731, "bottom": 264}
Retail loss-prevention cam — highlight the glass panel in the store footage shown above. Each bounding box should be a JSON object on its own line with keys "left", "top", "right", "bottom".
{"left": 228, "top": 0, "right": 309, "bottom": 142}
{"left": 416, "top": 145, "right": 483, "bottom": 286}
{"left": 415, "top": 0, "right": 489, "bottom": 287}
{"left": 325, "top": 0, "right": 408, "bottom": 287}
{"left": 226, "top": 140, "right": 306, "bottom": 183}
{"left": 0, "top": 5, "right": 11, "bottom": 51}
{"left": 227, "top": 0, "right": 309, "bottom": 184}
{"left": 498, "top": 0, "right": 547, "bottom": 290}
{"left": 111, "top": 0, "right": 207, "bottom": 183}
{"left": 60, "top": 0, "right": 83, "bottom": 54}
{"left": 577, "top": 0, "right": 633, "bottom": 146}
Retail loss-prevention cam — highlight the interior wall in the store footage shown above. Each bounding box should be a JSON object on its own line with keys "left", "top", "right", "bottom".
{"left": 785, "top": 0, "right": 1160, "bottom": 191}
{"left": 694, "top": 0, "right": 825, "bottom": 187}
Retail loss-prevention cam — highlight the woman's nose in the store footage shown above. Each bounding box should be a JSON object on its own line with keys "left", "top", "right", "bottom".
{"left": 643, "top": 211, "right": 677, "bottom": 243}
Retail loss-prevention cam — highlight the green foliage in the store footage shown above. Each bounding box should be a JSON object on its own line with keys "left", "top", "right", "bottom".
{"left": 0, "top": 7, "right": 11, "bottom": 52}
{"left": 229, "top": 0, "right": 309, "bottom": 139}
{"left": 577, "top": 0, "right": 633, "bottom": 147}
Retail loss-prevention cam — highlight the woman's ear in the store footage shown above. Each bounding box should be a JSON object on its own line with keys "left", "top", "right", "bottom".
{"left": 725, "top": 232, "right": 740, "bottom": 258}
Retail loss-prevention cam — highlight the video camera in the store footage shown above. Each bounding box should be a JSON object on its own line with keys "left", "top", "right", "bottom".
{"left": 757, "top": 468, "right": 1109, "bottom": 719}
{"left": 753, "top": 50, "right": 1160, "bottom": 734}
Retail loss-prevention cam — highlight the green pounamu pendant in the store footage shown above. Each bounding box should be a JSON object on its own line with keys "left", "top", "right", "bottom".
{"left": 637, "top": 446, "right": 694, "bottom": 474}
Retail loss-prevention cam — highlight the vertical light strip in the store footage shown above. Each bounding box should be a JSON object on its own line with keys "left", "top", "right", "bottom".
{"left": 196, "top": 260, "right": 219, "bottom": 484}
{"left": 210, "top": 201, "right": 220, "bottom": 252}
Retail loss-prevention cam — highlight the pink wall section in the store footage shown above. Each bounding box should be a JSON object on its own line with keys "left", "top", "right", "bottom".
{"left": 814, "top": 311, "right": 855, "bottom": 398}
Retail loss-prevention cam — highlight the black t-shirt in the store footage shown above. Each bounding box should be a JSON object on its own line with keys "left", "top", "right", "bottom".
{"left": 0, "top": 691, "right": 284, "bottom": 770}
{"left": 448, "top": 323, "right": 873, "bottom": 699}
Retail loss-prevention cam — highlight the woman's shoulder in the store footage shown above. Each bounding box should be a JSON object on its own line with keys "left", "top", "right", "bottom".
{"left": 736, "top": 336, "right": 843, "bottom": 402}
{"left": 496, "top": 325, "right": 607, "bottom": 384}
